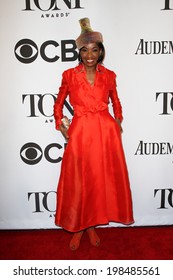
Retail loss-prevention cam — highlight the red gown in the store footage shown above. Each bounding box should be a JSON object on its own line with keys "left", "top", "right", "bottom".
{"left": 54, "top": 63, "right": 134, "bottom": 232}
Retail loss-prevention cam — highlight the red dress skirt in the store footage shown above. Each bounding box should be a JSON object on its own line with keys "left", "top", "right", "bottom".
{"left": 54, "top": 64, "right": 134, "bottom": 232}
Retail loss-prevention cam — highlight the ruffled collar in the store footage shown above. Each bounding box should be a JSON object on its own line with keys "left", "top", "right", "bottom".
{"left": 74, "top": 63, "right": 106, "bottom": 74}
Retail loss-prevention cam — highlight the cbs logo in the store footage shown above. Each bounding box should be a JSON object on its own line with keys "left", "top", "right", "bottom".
{"left": 20, "top": 142, "right": 65, "bottom": 164}
{"left": 14, "top": 39, "right": 78, "bottom": 63}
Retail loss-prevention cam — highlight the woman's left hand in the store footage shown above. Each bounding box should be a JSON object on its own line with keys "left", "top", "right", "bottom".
{"left": 115, "top": 118, "right": 123, "bottom": 133}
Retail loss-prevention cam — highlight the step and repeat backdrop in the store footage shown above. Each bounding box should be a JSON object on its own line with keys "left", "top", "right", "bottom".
{"left": 0, "top": 0, "right": 173, "bottom": 229}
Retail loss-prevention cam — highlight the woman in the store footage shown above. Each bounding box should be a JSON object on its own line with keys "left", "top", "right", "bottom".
{"left": 54, "top": 18, "right": 134, "bottom": 250}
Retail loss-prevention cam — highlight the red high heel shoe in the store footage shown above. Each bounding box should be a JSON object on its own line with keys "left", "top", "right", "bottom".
{"left": 86, "top": 227, "right": 100, "bottom": 247}
{"left": 69, "top": 231, "right": 84, "bottom": 251}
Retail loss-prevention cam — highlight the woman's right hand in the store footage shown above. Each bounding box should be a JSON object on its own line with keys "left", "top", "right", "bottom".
{"left": 59, "top": 124, "right": 69, "bottom": 141}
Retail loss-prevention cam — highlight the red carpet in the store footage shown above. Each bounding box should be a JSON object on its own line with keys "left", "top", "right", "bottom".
{"left": 0, "top": 226, "right": 173, "bottom": 260}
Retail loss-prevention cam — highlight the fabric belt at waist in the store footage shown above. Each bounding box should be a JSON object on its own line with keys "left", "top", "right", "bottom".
{"left": 73, "top": 103, "right": 108, "bottom": 117}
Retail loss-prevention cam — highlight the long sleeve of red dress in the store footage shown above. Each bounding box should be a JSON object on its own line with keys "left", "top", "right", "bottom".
{"left": 54, "top": 72, "right": 69, "bottom": 130}
{"left": 109, "top": 72, "right": 123, "bottom": 123}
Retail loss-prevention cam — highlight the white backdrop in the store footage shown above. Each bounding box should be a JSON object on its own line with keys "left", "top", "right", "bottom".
{"left": 0, "top": 0, "right": 173, "bottom": 229}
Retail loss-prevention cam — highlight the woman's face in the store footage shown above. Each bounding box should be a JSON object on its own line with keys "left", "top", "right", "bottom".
{"left": 80, "top": 43, "right": 101, "bottom": 68}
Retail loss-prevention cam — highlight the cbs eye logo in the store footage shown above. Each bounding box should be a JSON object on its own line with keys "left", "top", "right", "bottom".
{"left": 14, "top": 38, "right": 78, "bottom": 63}
{"left": 15, "top": 39, "right": 38, "bottom": 63}
{"left": 20, "top": 142, "right": 63, "bottom": 165}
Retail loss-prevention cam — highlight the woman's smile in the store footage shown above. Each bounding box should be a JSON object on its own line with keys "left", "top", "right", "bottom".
{"left": 80, "top": 43, "right": 101, "bottom": 68}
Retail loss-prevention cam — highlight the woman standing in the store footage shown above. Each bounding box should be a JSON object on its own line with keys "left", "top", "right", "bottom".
{"left": 54, "top": 18, "right": 134, "bottom": 250}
